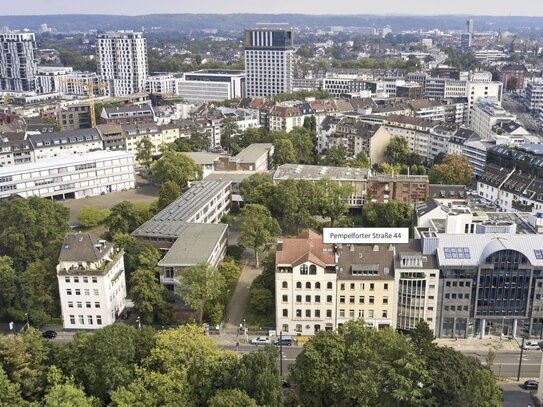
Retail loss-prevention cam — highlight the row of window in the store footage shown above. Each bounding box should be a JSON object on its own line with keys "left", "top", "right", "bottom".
{"left": 66, "top": 288, "right": 99, "bottom": 296}
{"left": 340, "top": 282, "right": 389, "bottom": 291}
{"left": 444, "top": 293, "right": 470, "bottom": 300}
{"left": 340, "top": 295, "right": 388, "bottom": 305}
{"left": 443, "top": 305, "right": 469, "bottom": 312}
{"left": 284, "top": 309, "right": 331, "bottom": 318}
{"left": 281, "top": 281, "right": 332, "bottom": 290}
{"left": 445, "top": 281, "right": 471, "bottom": 287}
{"left": 339, "top": 309, "right": 387, "bottom": 319}
{"left": 68, "top": 301, "right": 100, "bottom": 309}
{"left": 65, "top": 276, "right": 98, "bottom": 284}
{"left": 68, "top": 314, "right": 102, "bottom": 325}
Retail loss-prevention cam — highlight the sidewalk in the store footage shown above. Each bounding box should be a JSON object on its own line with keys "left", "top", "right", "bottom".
{"left": 435, "top": 335, "right": 522, "bottom": 352}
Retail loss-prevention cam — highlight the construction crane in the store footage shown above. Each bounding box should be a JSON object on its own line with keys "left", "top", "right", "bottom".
{"left": 59, "top": 78, "right": 109, "bottom": 128}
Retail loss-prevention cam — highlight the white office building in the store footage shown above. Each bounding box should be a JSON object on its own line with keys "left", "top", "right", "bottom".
{"left": 176, "top": 69, "right": 245, "bottom": 102}
{"left": 0, "top": 32, "right": 38, "bottom": 91}
{"left": 470, "top": 97, "right": 515, "bottom": 140}
{"left": 146, "top": 73, "right": 176, "bottom": 95}
{"left": 244, "top": 25, "right": 294, "bottom": 97}
{"left": 97, "top": 31, "right": 148, "bottom": 97}
{"left": 57, "top": 233, "right": 127, "bottom": 330}
{"left": 526, "top": 79, "right": 543, "bottom": 112}
{"left": 0, "top": 150, "right": 135, "bottom": 200}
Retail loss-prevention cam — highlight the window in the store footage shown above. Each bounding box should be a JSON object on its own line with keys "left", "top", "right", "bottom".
{"left": 86, "top": 302, "right": 91, "bottom": 308}
{"left": 65, "top": 277, "right": 70, "bottom": 283}
{"left": 444, "top": 306, "right": 449, "bottom": 311}
{"left": 315, "top": 282, "right": 321, "bottom": 289}
{"left": 282, "top": 281, "right": 288, "bottom": 289}
{"left": 349, "top": 310, "right": 355, "bottom": 318}
{"left": 306, "top": 282, "right": 311, "bottom": 289}
{"left": 295, "top": 309, "right": 302, "bottom": 318}
{"left": 326, "top": 295, "right": 332, "bottom": 303}
{"left": 95, "top": 302, "right": 100, "bottom": 308}
{"left": 382, "top": 310, "right": 388, "bottom": 318}
{"left": 339, "top": 309, "right": 345, "bottom": 318}
{"left": 84, "top": 289, "right": 90, "bottom": 295}
{"left": 83, "top": 277, "right": 89, "bottom": 283}
{"left": 296, "top": 282, "right": 302, "bottom": 289}
{"left": 383, "top": 296, "right": 388, "bottom": 305}
{"left": 369, "top": 283, "right": 375, "bottom": 291}
{"left": 68, "top": 301, "right": 73, "bottom": 308}
{"left": 443, "top": 247, "right": 471, "bottom": 259}
{"left": 340, "top": 283, "right": 345, "bottom": 291}
{"left": 350, "top": 283, "right": 355, "bottom": 290}
{"left": 69, "top": 315, "right": 75, "bottom": 325}
{"left": 165, "top": 267, "right": 174, "bottom": 278}
{"left": 296, "top": 324, "right": 303, "bottom": 333}
{"left": 300, "top": 264, "right": 308, "bottom": 275}
{"left": 305, "top": 310, "right": 311, "bottom": 317}
{"left": 92, "top": 277, "right": 97, "bottom": 283}
{"left": 78, "top": 315, "right": 84, "bottom": 324}
{"left": 340, "top": 296, "right": 345, "bottom": 304}
{"left": 326, "top": 310, "right": 332, "bottom": 318}
{"left": 283, "top": 309, "right": 288, "bottom": 317}
{"left": 315, "top": 295, "right": 321, "bottom": 303}
{"left": 384, "top": 283, "right": 388, "bottom": 290}
{"left": 305, "top": 295, "right": 311, "bottom": 303}
{"left": 66, "top": 289, "right": 72, "bottom": 295}
{"left": 349, "top": 296, "right": 355, "bottom": 304}
{"left": 282, "top": 324, "right": 288, "bottom": 332}
{"left": 359, "top": 296, "right": 365, "bottom": 304}
{"left": 76, "top": 301, "right": 82, "bottom": 308}
{"left": 327, "top": 282, "right": 333, "bottom": 289}
{"left": 296, "top": 295, "right": 302, "bottom": 303}
{"left": 74, "top": 277, "right": 79, "bottom": 283}
{"left": 369, "top": 296, "right": 375, "bottom": 305}
{"left": 75, "top": 289, "right": 81, "bottom": 295}
{"left": 445, "top": 293, "right": 450, "bottom": 299}
{"left": 368, "top": 310, "right": 374, "bottom": 318}
{"left": 87, "top": 316, "right": 93, "bottom": 325}
{"left": 309, "top": 265, "right": 317, "bottom": 275}
{"left": 359, "top": 309, "right": 364, "bottom": 318}
{"left": 93, "top": 289, "right": 99, "bottom": 296}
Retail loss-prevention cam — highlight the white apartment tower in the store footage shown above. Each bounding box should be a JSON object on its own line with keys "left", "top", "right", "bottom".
{"left": 57, "top": 233, "right": 127, "bottom": 330}
{"left": 244, "top": 24, "right": 294, "bottom": 97}
{"left": 97, "top": 31, "right": 148, "bottom": 97}
{"left": 0, "top": 32, "right": 38, "bottom": 91}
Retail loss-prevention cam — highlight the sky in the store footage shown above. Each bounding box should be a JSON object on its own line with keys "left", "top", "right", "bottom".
{"left": 5, "top": 0, "right": 543, "bottom": 16}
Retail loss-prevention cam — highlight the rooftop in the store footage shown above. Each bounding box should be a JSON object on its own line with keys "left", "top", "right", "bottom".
{"left": 234, "top": 143, "right": 273, "bottom": 163}
{"left": 158, "top": 223, "right": 228, "bottom": 267}
{"left": 337, "top": 244, "right": 394, "bottom": 280}
{"left": 276, "top": 230, "right": 335, "bottom": 268}
{"left": 58, "top": 233, "right": 113, "bottom": 263}
{"left": 274, "top": 164, "right": 370, "bottom": 181}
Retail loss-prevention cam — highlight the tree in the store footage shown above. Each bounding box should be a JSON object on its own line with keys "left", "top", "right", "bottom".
{"left": 362, "top": 200, "right": 413, "bottom": 228}
{"left": 157, "top": 180, "right": 181, "bottom": 211}
{"left": 151, "top": 151, "right": 202, "bottom": 188}
{"left": 43, "top": 366, "right": 100, "bottom": 407}
{"left": 130, "top": 261, "right": 170, "bottom": 325}
{"left": 409, "top": 320, "right": 436, "bottom": 357}
{"left": 77, "top": 205, "right": 109, "bottom": 228}
{"left": 106, "top": 201, "right": 140, "bottom": 235}
{"left": 0, "top": 196, "right": 70, "bottom": 271}
{"left": 208, "top": 389, "right": 257, "bottom": 407}
{"left": 288, "top": 127, "right": 316, "bottom": 164}
{"left": 240, "top": 173, "right": 275, "bottom": 206}
{"left": 462, "top": 369, "right": 502, "bottom": 407}
{"left": 379, "top": 162, "right": 402, "bottom": 175}
{"left": 136, "top": 137, "right": 154, "bottom": 169}
{"left": 291, "top": 320, "right": 430, "bottom": 407}
{"left": 351, "top": 151, "right": 370, "bottom": 168}
{"left": 429, "top": 154, "right": 473, "bottom": 186}
{"left": 221, "top": 117, "right": 240, "bottom": 150}
{"left": 188, "top": 128, "right": 211, "bottom": 152}
{"left": 238, "top": 204, "right": 281, "bottom": 267}
{"left": 273, "top": 138, "right": 296, "bottom": 166}
{"left": 112, "top": 233, "right": 161, "bottom": 284}
{"left": 237, "top": 348, "right": 283, "bottom": 407}
{"left": 303, "top": 115, "right": 317, "bottom": 133}
{"left": 316, "top": 178, "right": 353, "bottom": 227}
{"left": 249, "top": 286, "right": 274, "bottom": 314}
{"left": 322, "top": 145, "right": 348, "bottom": 167}
{"left": 0, "top": 365, "right": 30, "bottom": 406}
{"left": 385, "top": 136, "right": 411, "bottom": 165}
{"left": 0, "top": 256, "right": 17, "bottom": 317}
{"left": 179, "top": 262, "right": 226, "bottom": 323}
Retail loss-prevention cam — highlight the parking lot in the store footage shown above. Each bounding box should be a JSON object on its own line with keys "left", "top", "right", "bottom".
{"left": 60, "top": 184, "right": 159, "bottom": 225}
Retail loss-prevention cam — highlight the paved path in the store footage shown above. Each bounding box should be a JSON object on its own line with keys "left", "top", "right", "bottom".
{"left": 501, "top": 383, "right": 535, "bottom": 407}
{"left": 223, "top": 259, "right": 262, "bottom": 332}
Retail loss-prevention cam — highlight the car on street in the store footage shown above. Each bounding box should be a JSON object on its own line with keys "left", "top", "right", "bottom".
{"left": 273, "top": 336, "right": 294, "bottom": 346}
{"left": 42, "top": 330, "right": 57, "bottom": 339}
{"left": 250, "top": 336, "right": 271, "bottom": 345}
{"left": 522, "top": 341, "right": 541, "bottom": 350}
{"left": 523, "top": 380, "right": 538, "bottom": 390}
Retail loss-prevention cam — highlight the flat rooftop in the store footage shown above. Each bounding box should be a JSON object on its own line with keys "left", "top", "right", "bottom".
{"left": 274, "top": 164, "right": 370, "bottom": 181}
{"left": 234, "top": 143, "right": 273, "bottom": 163}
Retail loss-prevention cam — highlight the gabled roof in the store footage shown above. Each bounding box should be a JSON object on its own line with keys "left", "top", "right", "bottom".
{"left": 58, "top": 233, "right": 113, "bottom": 263}
{"left": 276, "top": 230, "right": 335, "bottom": 268}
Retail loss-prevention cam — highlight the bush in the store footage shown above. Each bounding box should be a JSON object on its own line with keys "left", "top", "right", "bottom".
{"left": 221, "top": 213, "right": 236, "bottom": 224}
{"left": 77, "top": 205, "right": 109, "bottom": 228}
{"left": 226, "top": 245, "right": 245, "bottom": 260}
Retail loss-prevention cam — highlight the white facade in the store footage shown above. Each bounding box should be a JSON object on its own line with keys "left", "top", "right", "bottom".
{"left": 97, "top": 31, "right": 148, "bottom": 97}
{"left": 0, "top": 150, "right": 136, "bottom": 200}
{"left": 146, "top": 73, "right": 176, "bottom": 95}
{"left": 470, "top": 97, "right": 515, "bottom": 140}
{"left": 245, "top": 27, "right": 294, "bottom": 97}
{"left": 57, "top": 235, "right": 127, "bottom": 330}
{"left": 176, "top": 70, "right": 245, "bottom": 102}
{"left": 35, "top": 66, "right": 73, "bottom": 94}
{"left": 29, "top": 129, "right": 104, "bottom": 161}
{"left": 526, "top": 79, "right": 543, "bottom": 112}
{"left": 0, "top": 32, "right": 38, "bottom": 91}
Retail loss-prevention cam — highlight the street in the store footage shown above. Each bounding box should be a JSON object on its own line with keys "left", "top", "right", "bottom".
{"left": 502, "top": 94, "right": 542, "bottom": 136}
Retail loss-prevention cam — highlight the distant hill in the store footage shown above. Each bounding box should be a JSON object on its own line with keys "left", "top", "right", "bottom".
{"left": 0, "top": 13, "right": 542, "bottom": 33}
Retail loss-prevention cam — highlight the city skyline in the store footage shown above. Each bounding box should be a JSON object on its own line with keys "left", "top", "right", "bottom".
{"left": 4, "top": 0, "right": 543, "bottom": 16}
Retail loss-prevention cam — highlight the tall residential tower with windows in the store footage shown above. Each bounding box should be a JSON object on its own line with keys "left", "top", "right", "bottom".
{"left": 244, "top": 24, "right": 294, "bottom": 97}
{"left": 96, "top": 31, "right": 148, "bottom": 97}
{"left": 0, "top": 32, "right": 38, "bottom": 91}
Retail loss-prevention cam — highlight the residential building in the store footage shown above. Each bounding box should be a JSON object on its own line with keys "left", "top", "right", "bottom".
{"left": 244, "top": 24, "right": 294, "bottom": 97}
{"left": 56, "top": 233, "right": 127, "bottom": 330}
{"left": 0, "top": 32, "right": 38, "bottom": 91}
{"left": 497, "top": 64, "right": 527, "bottom": 91}
{"left": 275, "top": 230, "right": 338, "bottom": 336}
{"left": 336, "top": 244, "right": 395, "bottom": 330}
{"left": 408, "top": 99, "right": 445, "bottom": 121}
{"left": 28, "top": 128, "right": 103, "bottom": 161}
{"left": 100, "top": 105, "right": 155, "bottom": 125}
{"left": 268, "top": 105, "right": 304, "bottom": 132}
{"left": 96, "top": 31, "right": 148, "bottom": 96}
{"left": 0, "top": 132, "right": 34, "bottom": 166}
{"left": 0, "top": 150, "right": 135, "bottom": 200}
{"left": 146, "top": 73, "right": 176, "bottom": 95}
{"left": 383, "top": 115, "right": 439, "bottom": 163}
{"left": 214, "top": 143, "right": 274, "bottom": 171}
{"left": 526, "top": 79, "right": 543, "bottom": 112}
{"left": 367, "top": 174, "right": 429, "bottom": 204}
{"left": 396, "top": 83, "right": 423, "bottom": 99}
{"left": 34, "top": 66, "right": 72, "bottom": 94}
{"left": 59, "top": 104, "right": 91, "bottom": 131}
{"left": 176, "top": 69, "right": 245, "bottom": 102}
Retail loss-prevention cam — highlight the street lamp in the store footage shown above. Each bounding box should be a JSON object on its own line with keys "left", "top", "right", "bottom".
{"left": 136, "top": 316, "right": 141, "bottom": 329}
{"left": 24, "top": 313, "right": 29, "bottom": 330}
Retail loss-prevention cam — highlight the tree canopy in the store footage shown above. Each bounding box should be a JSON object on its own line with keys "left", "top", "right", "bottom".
{"left": 238, "top": 204, "right": 281, "bottom": 267}
{"left": 429, "top": 154, "right": 473, "bottom": 186}
{"left": 151, "top": 151, "right": 202, "bottom": 188}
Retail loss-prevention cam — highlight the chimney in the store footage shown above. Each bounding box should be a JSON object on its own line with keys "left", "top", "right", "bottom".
{"left": 373, "top": 245, "right": 379, "bottom": 252}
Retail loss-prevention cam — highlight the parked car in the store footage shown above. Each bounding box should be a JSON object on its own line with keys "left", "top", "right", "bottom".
{"left": 119, "top": 309, "right": 131, "bottom": 320}
{"left": 282, "top": 379, "right": 290, "bottom": 388}
{"left": 250, "top": 336, "right": 271, "bottom": 345}
{"left": 523, "top": 380, "right": 538, "bottom": 390}
{"left": 522, "top": 341, "right": 541, "bottom": 350}
{"left": 273, "top": 336, "right": 293, "bottom": 346}
{"left": 42, "top": 330, "right": 57, "bottom": 339}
